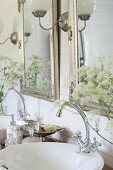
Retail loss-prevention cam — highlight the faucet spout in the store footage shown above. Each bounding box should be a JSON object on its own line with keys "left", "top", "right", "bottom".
{"left": 56, "top": 101, "right": 100, "bottom": 153}
{"left": 4, "top": 88, "right": 28, "bottom": 121}
{"left": 57, "top": 102, "right": 90, "bottom": 147}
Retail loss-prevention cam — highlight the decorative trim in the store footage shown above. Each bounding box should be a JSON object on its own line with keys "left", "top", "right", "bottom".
{"left": 18, "top": 40, "right": 21, "bottom": 49}
{"left": 18, "top": 0, "right": 26, "bottom": 13}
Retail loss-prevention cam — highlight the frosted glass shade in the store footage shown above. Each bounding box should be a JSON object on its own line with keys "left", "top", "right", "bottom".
{"left": 24, "top": 19, "right": 32, "bottom": 36}
{"left": 30, "top": 0, "right": 51, "bottom": 12}
{"left": 77, "top": 0, "right": 96, "bottom": 17}
{"left": 0, "top": 19, "right": 4, "bottom": 33}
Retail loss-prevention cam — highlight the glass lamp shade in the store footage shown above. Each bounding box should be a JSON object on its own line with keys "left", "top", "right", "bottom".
{"left": 30, "top": 0, "right": 51, "bottom": 12}
{"left": 0, "top": 19, "right": 4, "bottom": 33}
{"left": 24, "top": 19, "right": 33, "bottom": 37}
{"left": 77, "top": 0, "right": 96, "bottom": 20}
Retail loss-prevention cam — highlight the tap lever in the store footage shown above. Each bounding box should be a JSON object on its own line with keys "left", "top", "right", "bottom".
{"left": 73, "top": 131, "right": 81, "bottom": 139}
{"left": 75, "top": 131, "right": 81, "bottom": 137}
{"left": 73, "top": 131, "right": 86, "bottom": 152}
{"left": 93, "top": 137, "right": 102, "bottom": 149}
{"left": 73, "top": 131, "right": 82, "bottom": 141}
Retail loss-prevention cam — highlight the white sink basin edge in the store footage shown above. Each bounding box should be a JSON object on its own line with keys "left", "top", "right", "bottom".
{"left": 0, "top": 142, "right": 104, "bottom": 170}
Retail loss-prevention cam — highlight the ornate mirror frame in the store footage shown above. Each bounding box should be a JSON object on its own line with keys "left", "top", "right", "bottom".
{"left": 18, "top": 0, "right": 60, "bottom": 101}
{"left": 68, "top": 0, "right": 78, "bottom": 98}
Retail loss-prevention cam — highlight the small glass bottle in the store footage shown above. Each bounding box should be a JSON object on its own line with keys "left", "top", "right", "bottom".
{"left": 13, "top": 126, "right": 23, "bottom": 144}
{"left": 5, "top": 125, "right": 23, "bottom": 147}
{"left": 5, "top": 126, "right": 14, "bottom": 147}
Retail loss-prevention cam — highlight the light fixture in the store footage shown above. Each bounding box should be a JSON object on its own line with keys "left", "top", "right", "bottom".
{"left": 77, "top": 0, "right": 96, "bottom": 32}
{"left": 0, "top": 32, "right": 18, "bottom": 45}
{"left": 0, "top": 19, "right": 32, "bottom": 45}
{"left": 0, "top": 31, "right": 31, "bottom": 45}
{"left": 30, "top": 0, "right": 69, "bottom": 32}
{"left": 0, "top": 20, "right": 17, "bottom": 45}
{"left": 24, "top": 18, "right": 33, "bottom": 43}
{"left": 31, "top": 0, "right": 51, "bottom": 18}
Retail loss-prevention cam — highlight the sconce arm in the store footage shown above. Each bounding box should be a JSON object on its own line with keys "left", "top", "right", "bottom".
{"left": 79, "top": 20, "right": 86, "bottom": 32}
{"left": 0, "top": 37, "right": 10, "bottom": 45}
{"left": 0, "top": 32, "right": 18, "bottom": 45}
{"left": 39, "top": 17, "right": 60, "bottom": 31}
{"left": 38, "top": 12, "right": 69, "bottom": 32}
{"left": 24, "top": 36, "right": 28, "bottom": 44}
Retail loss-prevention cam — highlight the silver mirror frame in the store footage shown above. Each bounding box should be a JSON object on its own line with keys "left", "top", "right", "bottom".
{"left": 68, "top": 0, "right": 78, "bottom": 98}
{"left": 18, "top": 0, "right": 60, "bottom": 101}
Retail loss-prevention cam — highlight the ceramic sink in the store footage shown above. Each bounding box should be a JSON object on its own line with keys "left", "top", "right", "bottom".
{"left": 0, "top": 142, "right": 104, "bottom": 170}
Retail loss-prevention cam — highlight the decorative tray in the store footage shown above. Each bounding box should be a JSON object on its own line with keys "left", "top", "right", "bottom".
{"left": 22, "top": 123, "right": 64, "bottom": 138}
{"left": 34, "top": 124, "right": 63, "bottom": 138}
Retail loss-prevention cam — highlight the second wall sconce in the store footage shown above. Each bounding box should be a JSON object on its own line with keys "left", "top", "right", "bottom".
{"left": 77, "top": 0, "right": 96, "bottom": 32}
{"left": 0, "top": 19, "right": 32, "bottom": 45}
{"left": 0, "top": 32, "right": 18, "bottom": 45}
{"left": 30, "top": 0, "right": 69, "bottom": 32}
{"left": 30, "top": 0, "right": 95, "bottom": 32}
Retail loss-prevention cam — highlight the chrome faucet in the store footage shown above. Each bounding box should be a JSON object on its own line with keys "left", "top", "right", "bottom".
{"left": 5, "top": 114, "right": 16, "bottom": 126}
{"left": 4, "top": 88, "right": 28, "bottom": 122}
{"left": 56, "top": 102, "right": 101, "bottom": 153}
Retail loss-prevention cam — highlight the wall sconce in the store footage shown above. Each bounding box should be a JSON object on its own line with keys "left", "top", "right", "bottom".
{"left": 0, "top": 19, "right": 18, "bottom": 45}
{"left": 77, "top": 0, "right": 96, "bottom": 32}
{"left": 30, "top": 0, "right": 69, "bottom": 32}
{"left": 0, "top": 32, "right": 18, "bottom": 45}
{"left": 24, "top": 18, "right": 33, "bottom": 43}
{"left": 0, "top": 19, "right": 32, "bottom": 45}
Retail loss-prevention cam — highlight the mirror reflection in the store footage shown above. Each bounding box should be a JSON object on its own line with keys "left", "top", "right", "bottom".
{"left": 73, "top": 0, "right": 113, "bottom": 144}
{"left": 20, "top": 0, "right": 59, "bottom": 101}
{"left": 0, "top": 0, "right": 18, "bottom": 58}
{"left": 74, "top": 0, "right": 113, "bottom": 116}
{"left": 24, "top": 1, "right": 52, "bottom": 91}
{"left": 78, "top": 0, "right": 113, "bottom": 68}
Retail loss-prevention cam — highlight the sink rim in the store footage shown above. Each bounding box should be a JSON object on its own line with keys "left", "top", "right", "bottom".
{"left": 0, "top": 142, "right": 104, "bottom": 170}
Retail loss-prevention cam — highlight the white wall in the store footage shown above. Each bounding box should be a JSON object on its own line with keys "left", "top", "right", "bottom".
{"left": 0, "top": 0, "right": 19, "bottom": 61}
{"left": 0, "top": 0, "right": 113, "bottom": 168}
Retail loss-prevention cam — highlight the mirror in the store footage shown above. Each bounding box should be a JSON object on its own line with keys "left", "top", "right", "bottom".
{"left": 19, "top": 0, "right": 59, "bottom": 101}
{"left": 77, "top": 0, "right": 113, "bottom": 68}
{"left": 75, "top": 0, "right": 113, "bottom": 112}
{"left": 71, "top": 0, "right": 113, "bottom": 144}
{"left": 70, "top": 0, "right": 113, "bottom": 105}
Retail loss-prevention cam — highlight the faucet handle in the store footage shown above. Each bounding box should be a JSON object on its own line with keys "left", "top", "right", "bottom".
{"left": 92, "top": 137, "right": 102, "bottom": 151}
{"left": 18, "top": 109, "right": 29, "bottom": 121}
{"left": 73, "top": 131, "right": 82, "bottom": 141}
{"left": 75, "top": 131, "right": 81, "bottom": 136}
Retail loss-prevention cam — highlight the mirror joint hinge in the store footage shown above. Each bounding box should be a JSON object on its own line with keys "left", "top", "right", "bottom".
{"left": 68, "top": 26, "right": 72, "bottom": 41}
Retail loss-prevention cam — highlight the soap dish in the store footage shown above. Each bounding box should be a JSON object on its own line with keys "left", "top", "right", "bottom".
{"left": 34, "top": 124, "right": 63, "bottom": 138}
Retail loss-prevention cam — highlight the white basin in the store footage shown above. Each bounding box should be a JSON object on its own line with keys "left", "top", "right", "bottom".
{"left": 0, "top": 142, "right": 104, "bottom": 170}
